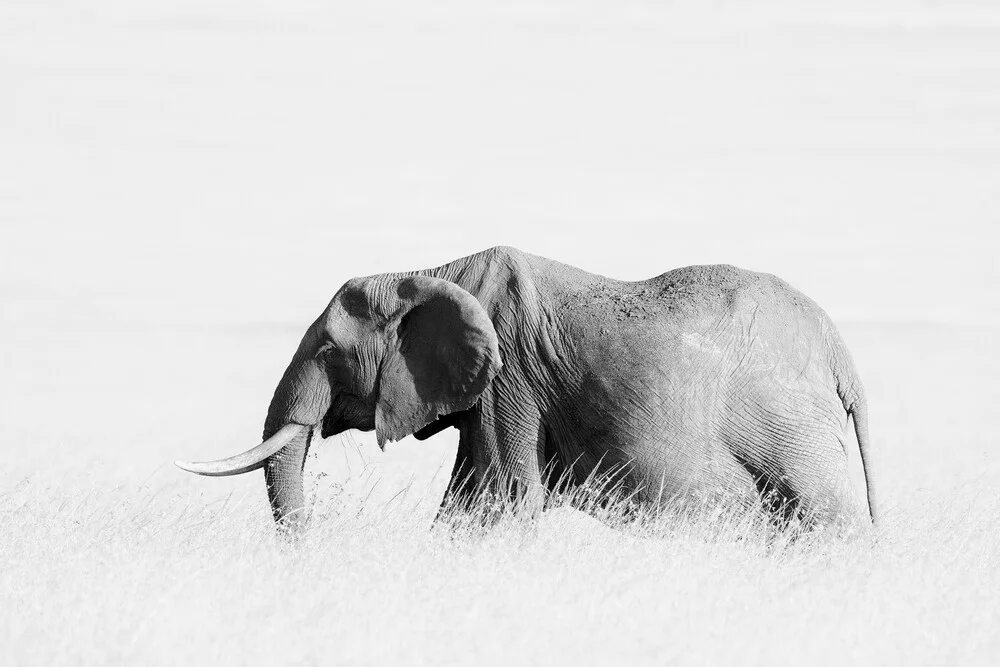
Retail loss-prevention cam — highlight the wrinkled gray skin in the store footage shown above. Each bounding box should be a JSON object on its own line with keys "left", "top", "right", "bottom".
{"left": 248, "top": 246, "right": 874, "bottom": 528}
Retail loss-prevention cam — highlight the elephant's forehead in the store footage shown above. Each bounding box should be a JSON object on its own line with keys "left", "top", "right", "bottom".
{"left": 334, "top": 279, "right": 373, "bottom": 316}
{"left": 321, "top": 280, "right": 383, "bottom": 339}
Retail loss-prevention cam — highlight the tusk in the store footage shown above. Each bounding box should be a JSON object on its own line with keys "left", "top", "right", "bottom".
{"left": 175, "top": 423, "right": 306, "bottom": 477}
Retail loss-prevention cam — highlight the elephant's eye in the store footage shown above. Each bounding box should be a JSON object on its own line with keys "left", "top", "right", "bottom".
{"left": 319, "top": 343, "right": 355, "bottom": 370}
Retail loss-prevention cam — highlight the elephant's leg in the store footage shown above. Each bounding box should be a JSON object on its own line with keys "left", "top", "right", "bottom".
{"left": 725, "top": 384, "right": 867, "bottom": 530}
{"left": 436, "top": 434, "right": 478, "bottom": 518}
{"left": 463, "top": 388, "right": 546, "bottom": 519}
{"left": 781, "top": 440, "right": 867, "bottom": 531}
{"left": 694, "top": 453, "right": 763, "bottom": 518}
{"left": 494, "top": 416, "right": 546, "bottom": 518}
{"left": 736, "top": 430, "right": 865, "bottom": 530}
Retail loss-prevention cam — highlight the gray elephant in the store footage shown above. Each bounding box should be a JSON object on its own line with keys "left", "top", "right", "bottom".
{"left": 177, "top": 246, "right": 875, "bottom": 529}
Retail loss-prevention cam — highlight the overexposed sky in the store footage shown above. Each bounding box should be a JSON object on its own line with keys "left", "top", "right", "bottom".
{"left": 4, "top": 0, "right": 998, "bottom": 340}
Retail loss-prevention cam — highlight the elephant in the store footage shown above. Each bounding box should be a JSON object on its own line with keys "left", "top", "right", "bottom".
{"left": 177, "top": 246, "right": 876, "bottom": 530}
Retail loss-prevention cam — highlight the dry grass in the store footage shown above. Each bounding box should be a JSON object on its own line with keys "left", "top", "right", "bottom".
{"left": 3, "top": 472, "right": 996, "bottom": 666}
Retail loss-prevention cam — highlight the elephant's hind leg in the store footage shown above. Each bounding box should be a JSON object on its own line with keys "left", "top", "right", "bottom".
{"left": 756, "top": 444, "right": 864, "bottom": 530}
{"left": 781, "top": 446, "right": 866, "bottom": 530}
{"left": 727, "top": 406, "right": 865, "bottom": 530}
{"left": 732, "top": 453, "right": 800, "bottom": 525}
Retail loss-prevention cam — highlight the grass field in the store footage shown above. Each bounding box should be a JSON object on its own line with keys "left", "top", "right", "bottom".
{"left": 3, "top": 1, "right": 999, "bottom": 665}
{"left": 4, "top": 322, "right": 997, "bottom": 665}
{"left": 3, "top": 473, "right": 997, "bottom": 665}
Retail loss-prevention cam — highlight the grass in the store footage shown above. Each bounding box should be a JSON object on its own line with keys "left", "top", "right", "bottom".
{"left": 2, "top": 471, "right": 996, "bottom": 666}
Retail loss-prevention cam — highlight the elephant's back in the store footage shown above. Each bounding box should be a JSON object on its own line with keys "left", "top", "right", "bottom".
{"left": 637, "top": 264, "right": 847, "bottom": 404}
{"left": 533, "top": 257, "right": 847, "bottom": 390}
{"left": 641, "top": 264, "right": 835, "bottom": 333}
{"left": 641, "top": 264, "right": 782, "bottom": 314}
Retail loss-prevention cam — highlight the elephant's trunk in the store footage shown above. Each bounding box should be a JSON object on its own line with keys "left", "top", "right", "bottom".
{"left": 259, "top": 337, "right": 331, "bottom": 527}
{"left": 264, "top": 425, "right": 315, "bottom": 526}
{"left": 176, "top": 325, "right": 332, "bottom": 529}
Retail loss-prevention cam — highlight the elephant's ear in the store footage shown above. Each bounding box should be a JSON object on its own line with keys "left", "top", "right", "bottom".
{"left": 375, "top": 276, "right": 502, "bottom": 448}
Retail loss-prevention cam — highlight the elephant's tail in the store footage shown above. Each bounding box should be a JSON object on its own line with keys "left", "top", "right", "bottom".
{"left": 826, "top": 323, "right": 877, "bottom": 526}
{"left": 848, "top": 395, "right": 877, "bottom": 525}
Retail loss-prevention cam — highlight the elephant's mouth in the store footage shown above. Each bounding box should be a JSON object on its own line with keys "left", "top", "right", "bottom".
{"left": 321, "top": 392, "right": 375, "bottom": 439}
{"left": 412, "top": 409, "right": 467, "bottom": 441}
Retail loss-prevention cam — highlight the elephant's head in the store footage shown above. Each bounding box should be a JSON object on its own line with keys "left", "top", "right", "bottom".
{"left": 176, "top": 274, "right": 502, "bottom": 526}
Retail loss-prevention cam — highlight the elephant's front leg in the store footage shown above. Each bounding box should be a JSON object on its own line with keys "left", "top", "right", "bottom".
{"left": 437, "top": 431, "right": 477, "bottom": 516}
{"left": 448, "top": 387, "right": 546, "bottom": 519}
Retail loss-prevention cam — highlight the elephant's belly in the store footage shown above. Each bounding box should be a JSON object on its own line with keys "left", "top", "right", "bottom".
{"left": 548, "top": 370, "right": 739, "bottom": 504}
{"left": 549, "top": 416, "right": 759, "bottom": 510}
